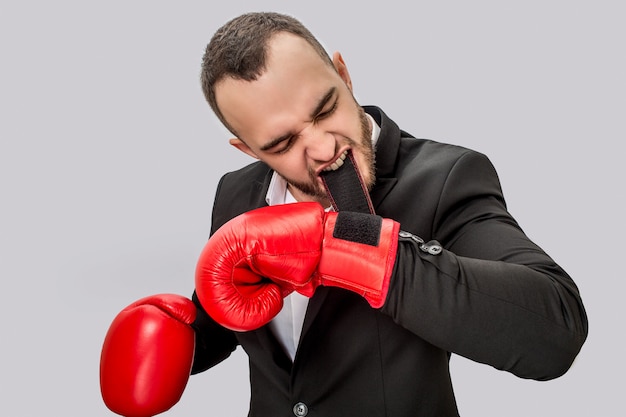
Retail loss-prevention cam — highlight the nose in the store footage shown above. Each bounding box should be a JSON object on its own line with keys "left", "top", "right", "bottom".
{"left": 301, "top": 124, "right": 336, "bottom": 162}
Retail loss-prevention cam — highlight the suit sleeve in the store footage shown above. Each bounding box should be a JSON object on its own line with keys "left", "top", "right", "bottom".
{"left": 380, "top": 151, "right": 588, "bottom": 380}
{"left": 189, "top": 290, "right": 238, "bottom": 374}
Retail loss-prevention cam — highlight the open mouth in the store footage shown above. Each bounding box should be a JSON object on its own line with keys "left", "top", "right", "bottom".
{"left": 322, "top": 150, "right": 349, "bottom": 172}
{"left": 318, "top": 149, "right": 375, "bottom": 214}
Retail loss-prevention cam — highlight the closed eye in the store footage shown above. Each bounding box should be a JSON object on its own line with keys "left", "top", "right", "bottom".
{"left": 273, "top": 135, "right": 297, "bottom": 154}
{"left": 260, "top": 132, "right": 296, "bottom": 153}
{"left": 314, "top": 99, "right": 337, "bottom": 124}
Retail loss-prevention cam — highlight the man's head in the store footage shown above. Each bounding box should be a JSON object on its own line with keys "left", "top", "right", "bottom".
{"left": 201, "top": 12, "right": 374, "bottom": 205}
{"left": 201, "top": 12, "right": 333, "bottom": 132}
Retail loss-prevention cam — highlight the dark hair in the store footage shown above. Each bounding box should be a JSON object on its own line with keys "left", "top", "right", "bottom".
{"left": 200, "top": 12, "right": 333, "bottom": 133}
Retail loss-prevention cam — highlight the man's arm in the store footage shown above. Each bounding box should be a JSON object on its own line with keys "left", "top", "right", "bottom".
{"left": 381, "top": 151, "right": 587, "bottom": 380}
{"left": 189, "top": 290, "right": 239, "bottom": 374}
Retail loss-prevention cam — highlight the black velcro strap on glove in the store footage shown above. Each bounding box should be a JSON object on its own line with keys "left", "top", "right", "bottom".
{"left": 333, "top": 211, "right": 382, "bottom": 247}
{"left": 320, "top": 151, "right": 375, "bottom": 214}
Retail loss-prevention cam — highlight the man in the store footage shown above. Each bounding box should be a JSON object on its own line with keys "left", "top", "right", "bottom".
{"left": 100, "top": 12, "right": 587, "bottom": 417}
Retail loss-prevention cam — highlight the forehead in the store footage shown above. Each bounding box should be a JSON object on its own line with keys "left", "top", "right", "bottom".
{"left": 215, "top": 33, "right": 339, "bottom": 143}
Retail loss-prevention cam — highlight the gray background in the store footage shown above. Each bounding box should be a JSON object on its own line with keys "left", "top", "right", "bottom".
{"left": 1, "top": 1, "right": 623, "bottom": 415}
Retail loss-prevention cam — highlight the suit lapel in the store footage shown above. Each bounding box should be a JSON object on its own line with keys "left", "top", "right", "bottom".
{"left": 364, "top": 105, "right": 402, "bottom": 181}
{"left": 298, "top": 287, "right": 330, "bottom": 342}
{"left": 251, "top": 325, "right": 294, "bottom": 372}
{"left": 371, "top": 178, "right": 398, "bottom": 209}
{"left": 247, "top": 289, "right": 330, "bottom": 371}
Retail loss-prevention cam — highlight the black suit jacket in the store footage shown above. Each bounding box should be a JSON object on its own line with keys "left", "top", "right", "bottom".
{"left": 191, "top": 106, "right": 587, "bottom": 416}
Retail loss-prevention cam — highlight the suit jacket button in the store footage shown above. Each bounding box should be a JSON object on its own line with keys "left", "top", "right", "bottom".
{"left": 293, "top": 402, "right": 308, "bottom": 416}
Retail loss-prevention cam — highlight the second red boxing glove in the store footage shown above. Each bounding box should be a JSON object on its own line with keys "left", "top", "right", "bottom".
{"left": 195, "top": 202, "right": 400, "bottom": 332}
{"left": 100, "top": 294, "right": 196, "bottom": 417}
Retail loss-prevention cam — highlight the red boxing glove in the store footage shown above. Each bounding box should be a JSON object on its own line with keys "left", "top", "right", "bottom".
{"left": 100, "top": 294, "right": 196, "bottom": 417}
{"left": 195, "top": 202, "right": 400, "bottom": 332}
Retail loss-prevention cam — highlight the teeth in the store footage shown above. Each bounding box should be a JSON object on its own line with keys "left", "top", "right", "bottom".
{"left": 323, "top": 151, "right": 348, "bottom": 172}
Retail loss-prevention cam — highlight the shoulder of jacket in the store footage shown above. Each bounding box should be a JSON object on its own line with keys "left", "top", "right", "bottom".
{"left": 397, "top": 135, "right": 489, "bottom": 169}
{"left": 211, "top": 161, "right": 272, "bottom": 234}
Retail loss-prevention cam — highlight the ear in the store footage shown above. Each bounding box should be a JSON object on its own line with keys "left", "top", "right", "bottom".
{"left": 229, "top": 138, "right": 259, "bottom": 160}
{"left": 332, "top": 51, "right": 353, "bottom": 92}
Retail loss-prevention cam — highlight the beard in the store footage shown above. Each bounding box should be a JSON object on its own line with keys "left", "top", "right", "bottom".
{"left": 281, "top": 105, "right": 375, "bottom": 201}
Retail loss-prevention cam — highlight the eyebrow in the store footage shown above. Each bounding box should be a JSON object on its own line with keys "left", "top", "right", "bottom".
{"left": 309, "top": 87, "right": 336, "bottom": 120}
{"left": 259, "top": 87, "right": 337, "bottom": 152}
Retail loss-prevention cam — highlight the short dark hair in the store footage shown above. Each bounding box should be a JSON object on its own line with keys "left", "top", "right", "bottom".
{"left": 200, "top": 12, "right": 333, "bottom": 133}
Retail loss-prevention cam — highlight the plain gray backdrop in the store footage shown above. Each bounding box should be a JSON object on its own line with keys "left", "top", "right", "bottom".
{"left": 1, "top": 1, "right": 623, "bottom": 415}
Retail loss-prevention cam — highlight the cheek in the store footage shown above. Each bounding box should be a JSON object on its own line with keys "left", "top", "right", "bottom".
{"left": 336, "top": 111, "right": 359, "bottom": 135}
{"left": 267, "top": 155, "right": 309, "bottom": 180}
{"left": 333, "top": 101, "right": 365, "bottom": 142}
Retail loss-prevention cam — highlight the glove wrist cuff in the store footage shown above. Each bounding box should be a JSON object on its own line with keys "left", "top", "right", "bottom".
{"left": 318, "top": 212, "right": 400, "bottom": 308}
